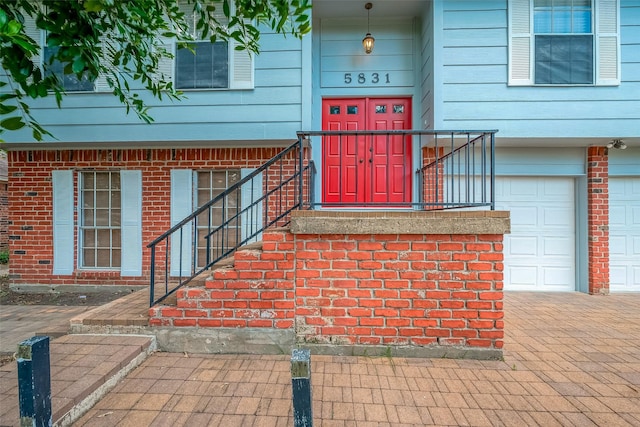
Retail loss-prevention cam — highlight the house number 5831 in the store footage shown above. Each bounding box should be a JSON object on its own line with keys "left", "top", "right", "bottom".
{"left": 344, "top": 73, "right": 391, "bottom": 84}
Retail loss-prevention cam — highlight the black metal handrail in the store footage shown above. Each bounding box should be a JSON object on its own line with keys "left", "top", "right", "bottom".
{"left": 298, "top": 129, "right": 496, "bottom": 210}
{"left": 148, "top": 138, "right": 313, "bottom": 306}
{"left": 418, "top": 131, "right": 496, "bottom": 210}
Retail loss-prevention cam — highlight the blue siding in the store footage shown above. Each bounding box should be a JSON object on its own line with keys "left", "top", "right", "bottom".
{"left": 436, "top": 0, "right": 640, "bottom": 139}
{"left": 420, "top": 1, "right": 435, "bottom": 130}
{"left": 3, "top": 27, "right": 306, "bottom": 144}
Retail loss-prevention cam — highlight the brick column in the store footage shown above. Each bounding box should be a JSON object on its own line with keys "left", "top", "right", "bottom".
{"left": 587, "top": 146, "right": 609, "bottom": 295}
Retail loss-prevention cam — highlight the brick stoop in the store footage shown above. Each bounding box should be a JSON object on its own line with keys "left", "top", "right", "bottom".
{"left": 147, "top": 216, "right": 507, "bottom": 360}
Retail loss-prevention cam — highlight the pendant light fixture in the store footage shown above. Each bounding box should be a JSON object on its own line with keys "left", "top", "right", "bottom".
{"left": 362, "top": 3, "right": 374, "bottom": 54}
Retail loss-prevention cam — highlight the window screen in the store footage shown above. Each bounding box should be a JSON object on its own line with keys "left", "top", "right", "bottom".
{"left": 176, "top": 41, "right": 229, "bottom": 89}
{"left": 533, "top": 0, "right": 594, "bottom": 84}
{"left": 80, "top": 171, "right": 121, "bottom": 268}
{"left": 43, "top": 46, "right": 94, "bottom": 92}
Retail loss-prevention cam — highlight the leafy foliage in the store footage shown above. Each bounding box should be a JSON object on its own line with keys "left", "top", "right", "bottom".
{"left": 0, "top": 0, "right": 311, "bottom": 141}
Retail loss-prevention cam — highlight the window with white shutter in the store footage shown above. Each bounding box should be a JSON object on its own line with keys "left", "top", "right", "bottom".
{"left": 508, "top": 0, "right": 620, "bottom": 86}
{"left": 158, "top": 1, "right": 254, "bottom": 91}
{"left": 22, "top": 5, "right": 114, "bottom": 93}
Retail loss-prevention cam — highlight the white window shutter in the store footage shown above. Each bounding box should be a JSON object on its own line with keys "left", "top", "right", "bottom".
{"left": 155, "top": 39, "right": 175, "bottom": 86}
{"left": 596, "top": 0, "right": 620, "bottom": 85}
{"left": 52, "top": 171, "right": 74, "bottom": 275}
{"left": 230, "top": 45, "right": 254, "bottom": 89}
{"left": 22, "top": 10, "right": 42, "bottom": 71}
{"left": 178, "top": 1, "right": 198, "bottom": 38}
{"left": 240, "top": 169, "right": 263, "bottom": 244}
{"left": 94, "top": 34, "right": 117, "bottom": 92}
{"left": 508, "top": 0, "right": 533, "bottom": 86}
{"left": 170, "top": 170, "right": 193, "bottom": 276}
{"left": 120, "top": 170, "right": 143, "bottom": 276}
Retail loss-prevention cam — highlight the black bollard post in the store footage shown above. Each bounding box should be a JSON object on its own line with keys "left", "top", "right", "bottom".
{"left": 291, "top": 349, "right": 313, "bottom": 427}
{"left": 17, "top": 336, "right": 52, "bottom": 427}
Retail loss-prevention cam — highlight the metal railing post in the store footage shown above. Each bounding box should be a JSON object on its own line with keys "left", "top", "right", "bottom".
{"left": 17, "top": 336, "right": 52, "bottom": 427}
{"left": 149, "top": 246, "right": 156, "bottom": 307}
{"left": 291, "top": 349, "right": 313, "bottom": 427}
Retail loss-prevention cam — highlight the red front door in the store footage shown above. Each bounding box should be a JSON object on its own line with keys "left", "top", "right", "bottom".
{"left": 322, "top": 98, "right": 412, "bottom": 206}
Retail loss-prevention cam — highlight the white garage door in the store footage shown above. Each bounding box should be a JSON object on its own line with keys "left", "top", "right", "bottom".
{"left": 496, "top": 177, "right": 576, "bottom": 291}
{"left": 609, "top": 177, "right": 640, "bottom": 292}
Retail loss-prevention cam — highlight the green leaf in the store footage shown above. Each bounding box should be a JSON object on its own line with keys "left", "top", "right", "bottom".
{"left": 84, "top": 0, "right": 104, "bottom": 13}
{"left": 7, "top": 20, "right": 21, "bottom": 36}
{"left": 0, "top": 105, "right": 18, "bottom": 115}
{"left": 13, "top": 37, "right": 38, "bottom": 53}
{"left": 0, "top": 9, "right": 7, "bottom": 27}
{"left": 1, "top": 116, "right": 25, "bottom": 131}
{"left": 72, "top": 57, "right": 85, "bottom": 73}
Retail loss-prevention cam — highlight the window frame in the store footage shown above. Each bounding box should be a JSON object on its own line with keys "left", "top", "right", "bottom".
{"left": 508, "top": 0, "right": 620, "bottom": 87}
{"left": 175, "top": 40, "right": 230, "bottom": 90}
{"left": 194, "top": 169, "right": 242, "bottom": 268}
{"left": 532, "top": 0, "right": 595, "bottom": 85}
{"left": 43, "top": 45, "right": 96, "bottom": 93}
{"left": 78, "top": 171, "right": 122, "bottom": 270}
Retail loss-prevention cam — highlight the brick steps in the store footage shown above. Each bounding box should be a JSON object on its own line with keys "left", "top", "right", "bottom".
{"left": 149, "top": 235, "right": 295, "bottom": 328}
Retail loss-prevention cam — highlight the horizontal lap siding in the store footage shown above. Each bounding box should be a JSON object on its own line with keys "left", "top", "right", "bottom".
{"left": 438, "top": 0, "right": 640, "bottom": 138}
{"left": 3, "top": 28, "right": 304, "bottom": 143}
{"left": 7, "top": 147, "right": 285, "bottom": 286}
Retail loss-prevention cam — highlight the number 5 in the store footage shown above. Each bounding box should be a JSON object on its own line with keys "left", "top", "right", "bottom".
{"left": 344, "top": 73, "right": 352, "bottom": 84}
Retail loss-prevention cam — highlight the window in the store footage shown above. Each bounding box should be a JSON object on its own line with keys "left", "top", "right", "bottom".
{"left": 176, "top": 41, "right": 229, "bottom": 89}
{"left": 533, "top": 0, "right": 593, "bottom": 84}
{"left": 79, "top": 171, "right": 121, "bottom": 268}
{"left": 195, "top": 170, "right": 241, "bottom": 267}
{"left": 43, "top": 46, "right": 95, "bottom": 92}
{"left": 159, "top": 1, "right": 253, "bottom": 90}
{"left": 508, "top": 0, "right": 619, "bottom": 86}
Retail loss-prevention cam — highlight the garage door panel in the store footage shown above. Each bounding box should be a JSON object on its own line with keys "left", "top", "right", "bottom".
{"left": 508, "top": 236, "right": 538, "bottom": 256}
{"left": 544, "top": 179, "right": 573, "bottom": 198}
{"left": 506, "top": 180, "right": 538, "bottom": 200}
{"left": 507, "top": 266, "right": 538, "bottom": 287}
{"left": 609, "top": 177, "right": 640, "bottom": 292}
{"left": 500, "top": 176, "right": 575, "bottom": 292}
{"left": 509, "top": 206, "right": 538, "bottom": 228}
{"left": 543, "top": 267, "right": 573, "bottom": 287}
{"left": 543, "top": 208, "right": 573, "bottom": 227}
{"left": 609, "top": 235, "right": 627, "bottom": 256}
{"left": 609, "top": 206, "right": 626, "bottom": 226}
{"left": 543, "top": 237, "right": 573, "bottom": 256}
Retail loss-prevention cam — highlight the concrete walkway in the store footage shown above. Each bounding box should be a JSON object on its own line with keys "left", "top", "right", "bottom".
{"left": 74, "top": 292, "right": 639, "bottom": 426}
{"left": 0, "top": 292, "right": 639, "bottom": 426}
{"left": 0, "top": 305, "right": 93, "bottom": 354}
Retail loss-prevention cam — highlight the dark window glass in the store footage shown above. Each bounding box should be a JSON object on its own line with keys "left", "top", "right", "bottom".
{"left": 80, "top": 171, "right": 121, "bottom": 268}
{"left": 533, "top": 0, "right": 593, "bottom": 84}
{"left": 176, "top": 41, "right": 229, "bottom": 89}
{"left": 347, "top": 106, "right": 358, "bottom": 114}
{"left": 535, "top": 35, "right": 593, "bottom": 84}
{"left": 330, "top": 106, "right": 340, "bottom": 114}
{"left": 43, "top": 46, "right": 94, "bottom": 92}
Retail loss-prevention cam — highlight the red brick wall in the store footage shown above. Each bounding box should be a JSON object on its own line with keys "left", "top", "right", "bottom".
{"left": 294, "top": 233, "right": 504, "bottom": 349}
{"left": 0, "top": 182, "right": 7, "bottom": 253}
{"left": 7, "top": 147, "right": 287, "bottom": 286}
{"left": 150, "top": 230, "right": 505, "bottom": 351}
{"left": 587, "top": 146, "right": 609, "bottom": 295}
{"left": 421, "top": 147, "right": 445, "bottom": 209}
